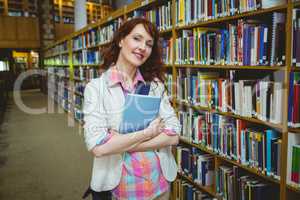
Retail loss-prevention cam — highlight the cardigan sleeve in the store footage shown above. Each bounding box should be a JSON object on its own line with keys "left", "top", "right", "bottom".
{"left": 155, "top": 81, "right": 181, "bottom": 135}
{"left": 83, "top": 79, "right": 111, "bottom": 151}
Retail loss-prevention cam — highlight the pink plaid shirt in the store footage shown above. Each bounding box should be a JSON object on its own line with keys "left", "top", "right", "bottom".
{"left": 97, "top": 66, "right": 175, "bottom": 199}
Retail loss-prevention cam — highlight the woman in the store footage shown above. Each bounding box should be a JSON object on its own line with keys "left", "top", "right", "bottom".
{"left": 83, "top": 18, "right": 181, "bottom": 200}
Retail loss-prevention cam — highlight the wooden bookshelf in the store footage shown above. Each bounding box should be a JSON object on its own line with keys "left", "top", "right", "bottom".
{"left": 176, "top": 100, "right": 284, "bottom": 131}
{"left": 291, "top": 67, "right": 300, "bottom": 71}
{"left": 53, "top": 0, "right": 112, "bottom": 39}
{"left": 42, "top": 0, "right": 300, "bottom": 199}
{"left": 0, "top": 0, "right": 5, "bottom": 15}
{"left": 0, "top": 0, "right": 37, "bottom": 17}
{"left": 180, "top": 137, "right": 281, "bottom": 185}
{"left": 175, "top": 5, "right": 287, "bottom": 30}
{"left": 288, "top": 127, "right": 300, "bottom": 134}
{"left": 294, "top": 0, "right": 300, "bottom": 7}
{"left": 287, "top": 183, "right": 300, "bottom": 193}
{"left": 178, "top": 172, "right": 219, "bottom": 199}
{"left": 175, "top": 64, "right": 285, "bottom": 71}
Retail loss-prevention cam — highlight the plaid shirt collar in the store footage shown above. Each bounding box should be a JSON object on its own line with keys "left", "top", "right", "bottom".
{"left": 108, "top": 66, "right": 145, "bottom": 92}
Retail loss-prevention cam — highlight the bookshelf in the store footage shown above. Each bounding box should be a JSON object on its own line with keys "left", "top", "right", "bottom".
{"left": 0, "top": 0, "right": 4, "bottom": 15}
{"left": 43, "top": 0, "right": 300, "bottom": 199}
{"left": 54, "top": 0, "right": 112, "bottom": 25}
{"left": 0, "top": 0, "right": 38, "bottom": 17}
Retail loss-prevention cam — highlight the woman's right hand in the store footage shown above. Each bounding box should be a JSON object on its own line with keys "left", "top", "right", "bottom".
{"left": 145, "top": 117, "right": 165, "bottom": 139}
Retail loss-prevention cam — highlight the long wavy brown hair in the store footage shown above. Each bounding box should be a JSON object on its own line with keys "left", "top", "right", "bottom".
{"left": 100, "top": 18, "right": 165, "bottom": 82}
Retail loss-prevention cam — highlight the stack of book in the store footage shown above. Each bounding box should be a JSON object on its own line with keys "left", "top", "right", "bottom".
{"left": 174, "top": 178, "right": 217, "bottom": 200}
{"left": 216, "top": 165, "right": 279, "bottom": 200}
{"left": 174, "top": 12, "right": 285, "bottom": 66}
{"left": 179, "top": 109, "right": 281, "bottom": 179}
{"left": 175, "top": 0, "right": 286, "bottom": 26}
{"left": 177, "top": 69, "right": 283, "bottom": 123}
{"left": 177, "top": 146, "right": 214, "bottom": 186}
{"left": 132, "top": 2, "right": 172, "bottom": 31}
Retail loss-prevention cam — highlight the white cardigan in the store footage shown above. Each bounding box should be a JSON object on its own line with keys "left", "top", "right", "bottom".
{"left": 83, "top": 68, "right": 181, "bottom": 192}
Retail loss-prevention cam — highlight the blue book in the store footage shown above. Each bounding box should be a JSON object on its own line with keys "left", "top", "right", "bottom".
{"left": 288, "top": 72, "right": 294, "bottom": 124}
{"left": 265, "top": 129, "right": 279, "bottom": 175}
{"left": 119, "top": 94, "right": 161, "bottom": 134}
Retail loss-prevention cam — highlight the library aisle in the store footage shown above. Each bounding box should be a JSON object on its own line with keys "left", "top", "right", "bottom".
{"left": 0, "top": 89, "right": 92, "bottom": 200}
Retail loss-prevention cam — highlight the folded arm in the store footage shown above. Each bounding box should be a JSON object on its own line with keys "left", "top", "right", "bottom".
{"left": 128, "top": 131, "right": 179, "bottom": 152}
{"left": 91, "top": 129, "right": 153, "bottom": 157}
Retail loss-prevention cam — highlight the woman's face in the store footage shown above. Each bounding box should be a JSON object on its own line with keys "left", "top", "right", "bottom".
{"left": 119, "top": 24, "right": 154, "bottom": 68}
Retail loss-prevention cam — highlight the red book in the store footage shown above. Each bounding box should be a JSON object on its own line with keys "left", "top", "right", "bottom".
{"left": 237, "top": 20, "right": 244, "bottom": 64}
{"left": 198, "top": 115, "right": 203, "bottom": 142}
{"left": 208, "top": 0, "right": 212, "bottom": 18}
{"left": 207, "top": 114, "right": 211, "bottom": 147}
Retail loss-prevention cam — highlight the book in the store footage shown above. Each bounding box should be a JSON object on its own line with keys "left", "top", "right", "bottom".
{"left": 119, "top": 94, "right": 161, "bottom": 134}
{"left": 265, "top": 129, "right": 279, "bottom": 175}
{"left": 287, "top": 132, "right": 300, "bottom": 185}
{"left": 261, "top": 0, "right": 286, "bottom": 9}
{"left": 291, "top": 145, "right": 300, "bottom": 184}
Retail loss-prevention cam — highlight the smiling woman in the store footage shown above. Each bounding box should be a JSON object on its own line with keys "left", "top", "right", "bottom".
{"left": 100, "top": 18, "right": 165, "bottom": 82}
{"left": 82, "top": 18, "right": 181, "bottom": 200}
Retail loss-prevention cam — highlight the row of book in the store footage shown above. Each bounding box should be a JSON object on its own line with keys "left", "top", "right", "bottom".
{"left": 72, "top": 17, "right": 123, "bottom": 50}
{"left": 47, "top": 66, "right": 101, "bottom": 83}
{"left": 177, "top": 70, "right": 283, "bottom": 124}
{"left": 72, "top": 50, "right": 102, "bottom": 65}
{"left": 216, "top": 165, "right": 279, "bottom": 200}
{"left": 49, "top": 77, "right": 72, "bottom": 113}
{"left": 174, "top": 14, "right": 285, "bottom": 66}
{"left": 46, "top": 42, "right": 68, "bottom": 56}
{"left": 173, "top": 178, "right": 217, "bottom": 200}
{"left": 293, "top": 8, "right": 300, "bottom": 67}
{"left": 177, "top": 146, "right": 214, "bottom": 186}
{"left": 48, "top": 67, "right": 70, "bottom": 78}
{"left": 74, "top": 82, "right": 85, "bottom": 96}
{"left": 175, "top": 0, "right": 285, "bottom": 26}
{"left": 288, "top": 72, "right": 300, "bottom": 128}
{"left": 179, "top": 108, "right": 281, "bottom": 178}
{"left": 73, "top": 67, "right": 102, "bottom": 82}
{"left": 47, "top": 74, "right": 84, "bottom": 122}
{"left": 62, "top": 16, "right": 74, "bottom": 24}
{"left": 48, "top": 77, "right": 82, "bottom": 117}
{"left": 44, "top": 55, "right": 69, "bottom": 65}
{"left": 57, "top": 80, "right": 71, "bottom": 103}
{"left": 131, "top": 1, "right": 172, "bottom": 31}
{"left": 58, "top": 97, "right": 71, "bottom": 113}
{"left": 74, "top": 94, "right": 83, "bottom": 109}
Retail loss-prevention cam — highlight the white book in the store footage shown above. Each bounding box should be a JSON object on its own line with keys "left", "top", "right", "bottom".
{"left": 244, "top": 85, "right": 252, "bottom": 117}
{"left": 234, "top": 82, "right": 240, "bottom": 115}
{"left": 271, "top": 82, "right": 283, "bottom": 123}
{"left": 261, "top": 0, "right": 286, "bottom": 8}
